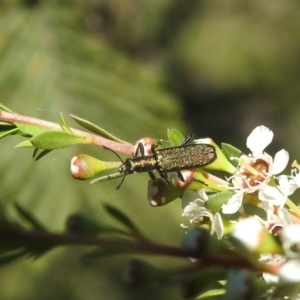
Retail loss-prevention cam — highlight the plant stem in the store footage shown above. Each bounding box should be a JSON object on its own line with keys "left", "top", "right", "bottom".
{"left": 0, "top": 110, "right": 133, "bottom": 154}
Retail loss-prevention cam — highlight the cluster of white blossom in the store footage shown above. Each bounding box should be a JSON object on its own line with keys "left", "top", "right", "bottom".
{"left": 181, "top": 125, "right": 300, "bottom": 285}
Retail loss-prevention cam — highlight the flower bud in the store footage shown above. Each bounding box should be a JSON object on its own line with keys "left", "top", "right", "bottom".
{"left": 147, "top": 179, "right": 184, "bottom": 206}
{"left": 133, "top": 137, "right": 156, "bottom": 156}
{"left": 66, "top": 214, "right": 102, "bottom": 235}
{"left": 226, "top": 269, "right": 257, "bottom": 300}
{"left": 181, "top": 228, "right": 210, "bottom": 257}
{"left": 71, "top": 154, "right": 120, "bottom": 180}
{"left": 230, "top": 217, "right": 282, "bottom": 256}
{"left": 123, "top": 259, "right": 165, "bottom": 287}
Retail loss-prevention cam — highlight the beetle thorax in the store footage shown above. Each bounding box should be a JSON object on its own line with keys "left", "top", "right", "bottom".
{"left": 119, "top": 159, "right": 134, "bottom": 174}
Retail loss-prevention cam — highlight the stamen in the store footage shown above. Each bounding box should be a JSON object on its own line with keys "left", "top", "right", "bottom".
{"left": 240, "top": 158, "right": 259, "bottom": 176}
{"left": 292, "top": 160, "right": 300, "bottom": 170}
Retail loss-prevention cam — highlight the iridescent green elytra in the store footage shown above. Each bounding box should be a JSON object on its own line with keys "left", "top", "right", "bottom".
{"left": 110, "top": 134, "right": 217, "bottom": 189}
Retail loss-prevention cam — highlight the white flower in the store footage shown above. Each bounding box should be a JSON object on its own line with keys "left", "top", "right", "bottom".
{"left": 181, "top": 190, "right": 224, "bottom": 239}
{"left": 280, "top": 224, "right": 300, "bottom": 259}
{"left": 278, "top": 260, "right": 300, "bottom": 283}
{"left": 275, "top": 166, "right": 300, "bottom": 197}
{"left": 259, "top": 254, "right": 285, "bottom": 283}
{"left": 222, "top": 125, "right": 289, "bottom": 215}
{"left": 255, "top": 207, "right": 292, "bottom": 233}
{"left": 231, "top": 217, "right": 264, "bottom": 251}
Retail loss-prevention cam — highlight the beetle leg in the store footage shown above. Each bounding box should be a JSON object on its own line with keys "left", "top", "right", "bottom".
{"left": 177, "top": 171, "right": 207, "bottom": 186}
{"left": 180, "top": 134, "right": 194, "bottom": 146}
{"left": 148, "top": 171, "right": 156, "bottom": 180}
{"left": 135, "top": 142, "right": 145, "bottom": 157}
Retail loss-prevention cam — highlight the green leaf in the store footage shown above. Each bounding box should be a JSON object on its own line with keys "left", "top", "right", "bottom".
{"left": 70, "top": 114, "right": 128, "bottom": 144}
{"left": 15, "top": 140, "right": 34, "bottom": 148}
{"left": 14, "top": 123, "right": 48, "bottom": 136}
{"left": 14, "top": 203, "right": 46, "bottom": 231}
{"left": 0, "top": 103, "right": 14, "bottom": 112}
{"left": 0, "top": 122, "right": 15, "bottom": 128}
{"left": 0, "top": 128, "right": 19, "bottom": 139}
{"left": 27, "top": 244, "right": 56, "bottom": 260}
{"left": 0, "top": 250, "right": 29, "bottom": 266}
{"left": 198, "top": 288, "right": 226, "bottom": 299}
{"left": 82, "top": 245, "right": 134, "bottom": 262}
{"left": 174, "top": 268, "right": 226, "bottom": 299}
{"left": 243, "top": 203, "right": 265, "bottom": 219}
{"left": 29, "top": 131, "right": 93, "bottom": 150}
{"left": 0, "top": 204, "right": 22, "bottom": 231}
{"left": 205, "top": 192, "right": 234, "bottom": 212}
{"left": 33, "top": 149, "right": 53, "bottom": 161}
{"left": 60, "top": 113, "right": 72, "bottom": 133}
{"left": 272, "top": 283, "right": 300, "bottom": 300}
{"left": 66, "top": 213, "right": 111, "bottom": 235}
{"left": 104, "top": 204, "right": 141, "bottom": 235}
{"left": 167, "top": 128, "right": 185, "bottom": 146}
{"left": 90, "top": 172, "right": 124, "bottom": 184}
{"left": 221, "top": 143, "right": 243, "bottom": 167}
{"left": 0, "top": 5, "right": 185, "bottom": 297}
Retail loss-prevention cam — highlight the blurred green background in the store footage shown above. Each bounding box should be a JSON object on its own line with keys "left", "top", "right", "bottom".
{"left": 0, "top": 0, "right": 300, "bottom": 299}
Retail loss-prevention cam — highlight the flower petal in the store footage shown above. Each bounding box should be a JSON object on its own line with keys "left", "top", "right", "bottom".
{"left": 259, "top": 186, "right": 286, "bottom": 206}
{"left": 277, "top": 208, "right": 292, "bottom": 227}
{"left": 271, "top": 149, "right": 289, "bottom": 175}
{"left": 222, "top": 191, "right": 244, "bottom": 214}
{"left": 246, "top": 126, "right": 273, "bottom": 155}
{"left": 213, "top": 212, "right": 224, "bottom": 240}
{"left": 261, "top": 201, "right": 274, "bottom": 221}
{"left": 231, "top": 217, "right": 264, "bottom": 250}
{"left": 281, "top": 224, "right": 300, "bottom": 245}
{"left": 277, "top": 175, "right": 298, "bottom": 196}
{"left": 279, "top": 260, "right": 300, "bottom": 282}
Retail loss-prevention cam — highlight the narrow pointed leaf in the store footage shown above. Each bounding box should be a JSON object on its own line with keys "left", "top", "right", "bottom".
{"left": 205, "top": 192, "right": 235, "bottom": 212}
{"left": 167, "top": 128, "right": 185, "bottom": 146}
{"left": 221, "top": 143, "right": 243, "bottom": 167}
{"left": 0, "top": 128, "right": 19, "bottom": 139}
{"left": 0, "top": 250, "right": 29, "bottom": 266}
{"left": 0, "top": 103, "right": 14, "bottom": 112}
{"left": 104, "top": 204, "right": 141, "bottom": 235}
{"left": 0, "top": 122, "right": 15, "bottom": 128}
{"left": 32, "top": 148, "right": 39, "bottom": 158}
{"left": 82, "top": 245, "right": 134, "bottom": 262}
{"left": 197, "top": 288, "right": 226, "bottom": 299}
{"left": 30, "top": 131, "right": 93, "bottom": 150}
{"left": 34, "top": 149, "right": 53, "bottom": 161}
{"left": 90, "top": 172, "right": 124, "bottom": 184}
{"left": 15, "top": 123, "right": 48, "bottom": 136}
{"left": 70, "top": 114, "right": 128, "bottom": 144}
{"left": 60, "top": 113, "right": 72, "bottom": 133}
{"left": 14, "top": 204, "right": 46, "bottom": 231}
{"left": 15, "top": 140, "right": 34, "bottom": 148}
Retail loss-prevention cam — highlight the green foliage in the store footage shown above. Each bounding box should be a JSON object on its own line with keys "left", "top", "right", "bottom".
{"left": 69, "top": 114, "right": 129, "bottom": 144}
{"left": 205, "top": 192, "right": 235, "bottom": 212}
{"left": 29, "top": 131, "right": 93, "bottom": 149}
{"left": 0, "top": 1, "right": 300, "bottom": 300}
{"left": 104, "top": 204, "right": 141, "bottom": 236}
{"left": 167, "top": 128, "right": 185, "bottom": 146}
{"left": 0, "top": 3, "right": 185, "bottom": 300}
{"left": 14, "top": 203, "right": 46, "bottom": 231}
{"left": 221, "top": 143, "right": 243, "bottom": 168}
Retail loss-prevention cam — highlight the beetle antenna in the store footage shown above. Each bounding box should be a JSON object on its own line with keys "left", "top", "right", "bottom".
{"left": 116, "top": 174, "right": 126, "bottom": 190}
{"left": 103, "top": 146, "right": 124, "bottom": 163}
{"left": 103, "top": 146, "right": 127, "bottom": 189}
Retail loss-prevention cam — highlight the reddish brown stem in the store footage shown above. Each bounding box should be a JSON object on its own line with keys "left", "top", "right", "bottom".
{"left": 0, "top": 111, "right": 133, "bottom": 155}
{"left": 0, "top": 229, "right": 278, "bottom": 275}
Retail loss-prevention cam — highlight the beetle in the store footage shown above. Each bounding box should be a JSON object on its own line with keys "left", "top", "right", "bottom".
{"left": 107, "top": 134, "right": 217, "bottom": 189}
